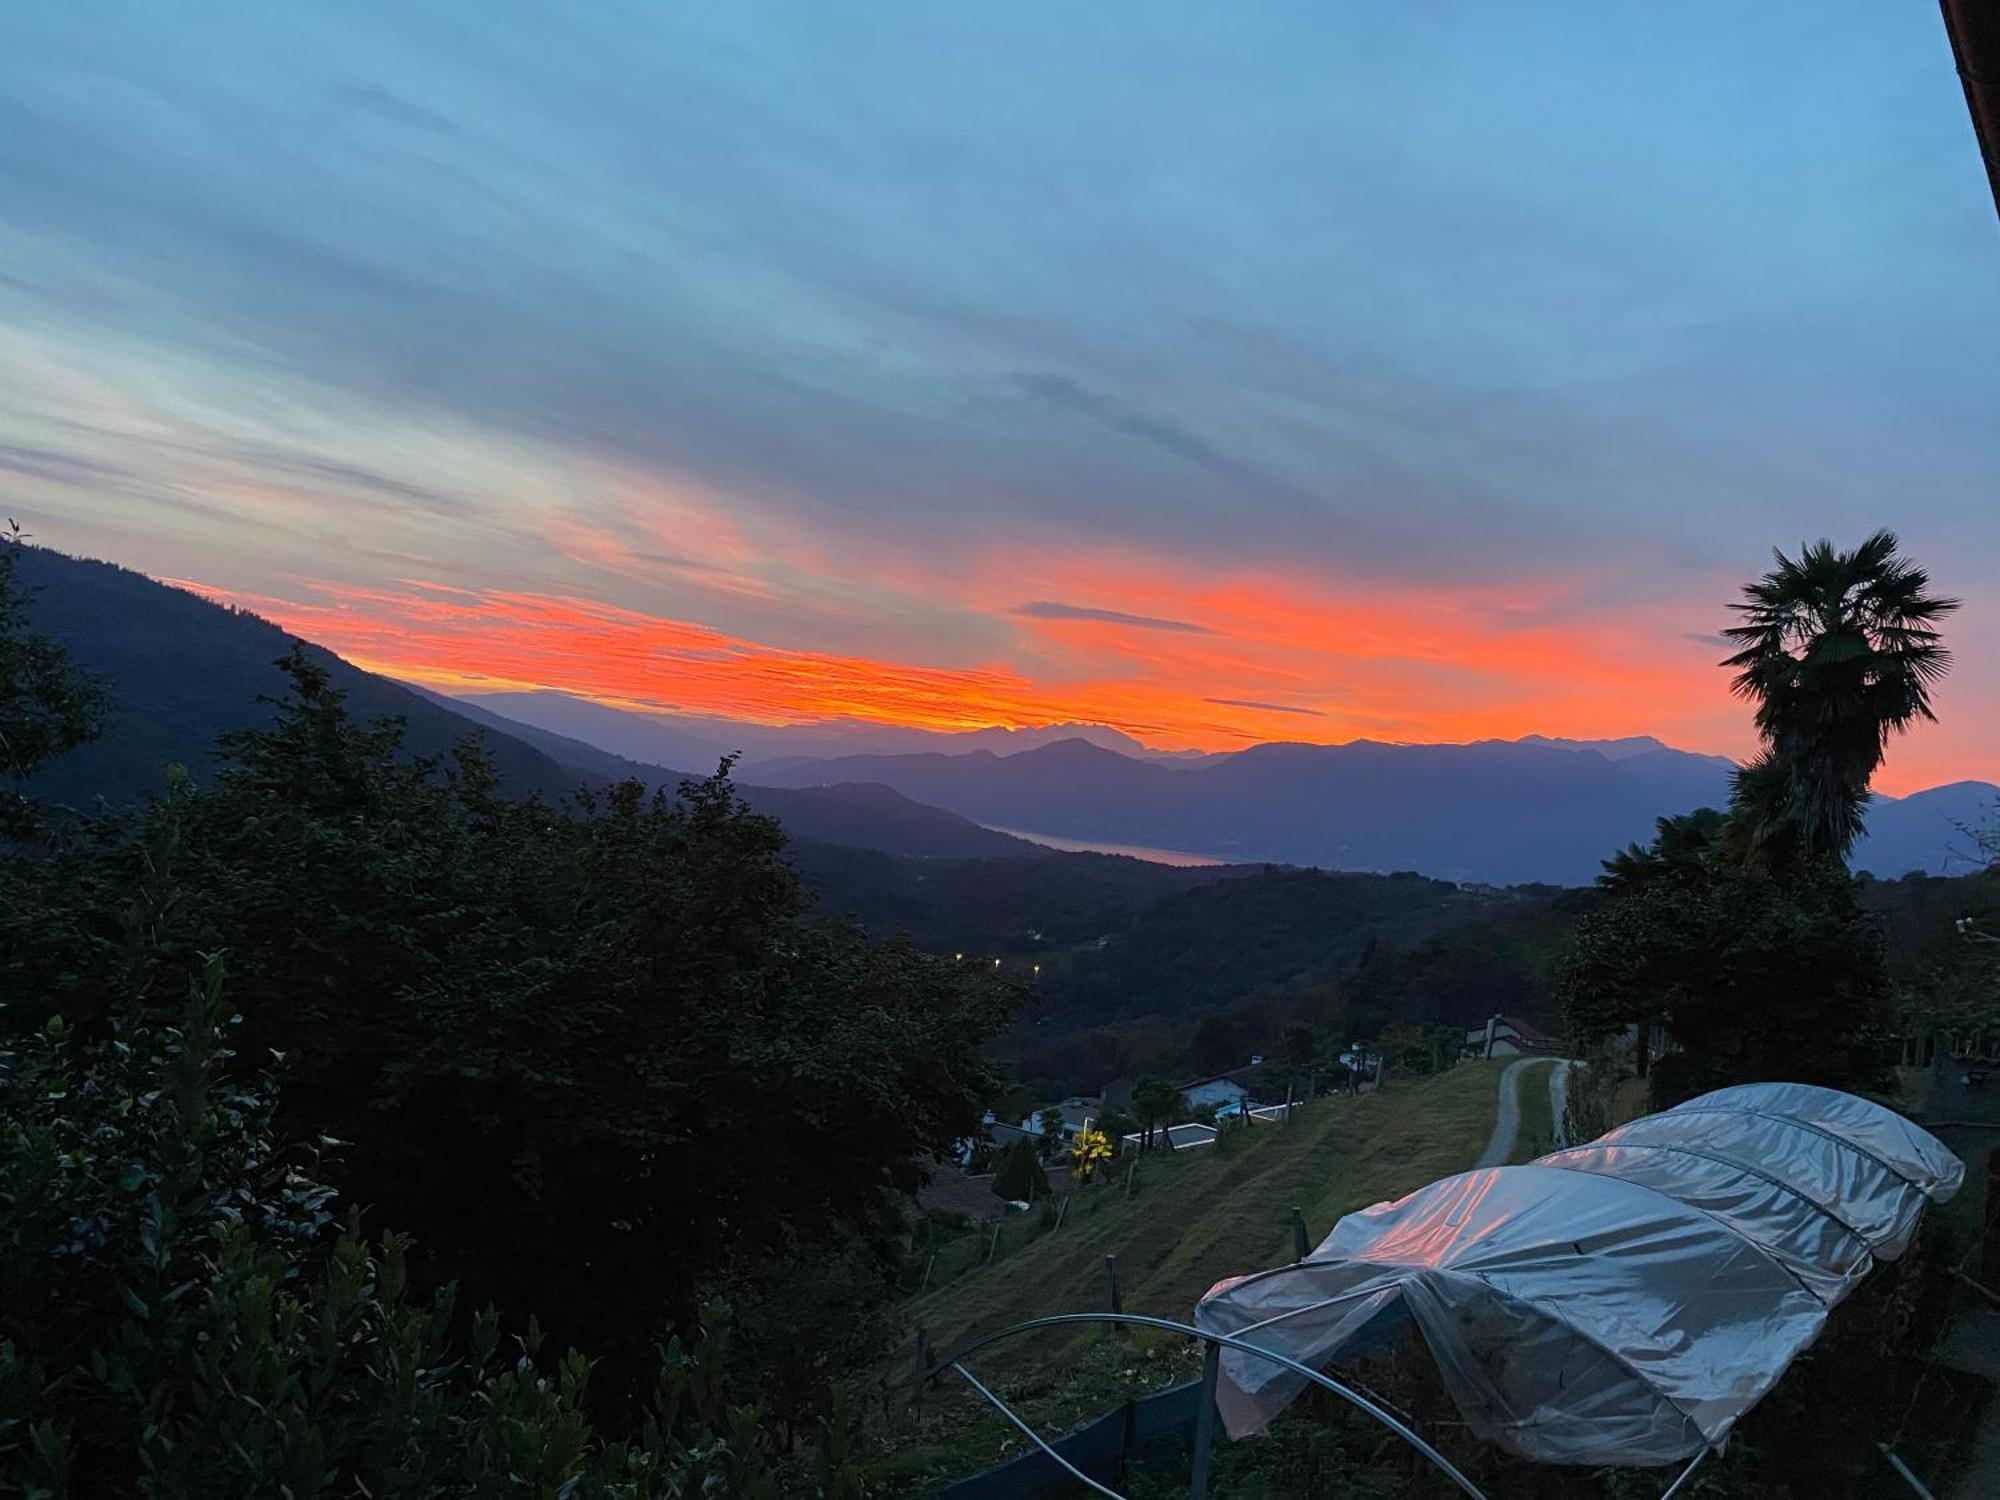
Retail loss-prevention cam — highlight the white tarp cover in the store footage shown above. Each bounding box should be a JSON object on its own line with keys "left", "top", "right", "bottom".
{"left": 1194, "top": 1082, "right": 1963, "bottom": 1466}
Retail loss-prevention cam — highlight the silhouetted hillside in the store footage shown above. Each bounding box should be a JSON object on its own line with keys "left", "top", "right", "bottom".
{"left": 1035, "top": 866, "right": 1541, "bottom": 1028}
{"left": 1005, "top": 869, "right": 1579, "bottom": 1096}
{"left": 17, "top": 547, "right": 586, "bottom": 807}
{"left": 784, "top": 840, "right": 1240, "bottom": 951}
{"left": 419, "top": 689, "right": 1037, "bottom": 859}
{"left": 13, "top": 548, "right": 1042, "bottom": 860}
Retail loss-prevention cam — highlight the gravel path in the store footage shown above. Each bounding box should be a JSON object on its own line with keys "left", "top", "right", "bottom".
{"left": 1475, "top": 1056, "right": 1563, "bottom": 1168}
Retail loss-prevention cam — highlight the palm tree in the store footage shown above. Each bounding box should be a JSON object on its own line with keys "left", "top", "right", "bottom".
{"left": 1599, "top": 807, "right": 1729, "bottom": 889}
{"left": 1721, "top": 531, "right": 1958, "bottom": 865}
{"left": 1130, "top": 1075, "right": 1180, "bottom": 1152}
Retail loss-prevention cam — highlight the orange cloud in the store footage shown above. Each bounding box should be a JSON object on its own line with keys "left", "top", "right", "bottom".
{"left": 161, "top": 549, "right": 1985, "bottom": 796}
{"left": 165, "top": 563, "right": 1729, "bottom": 745}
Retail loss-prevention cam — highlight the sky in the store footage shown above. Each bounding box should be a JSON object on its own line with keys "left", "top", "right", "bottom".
{"left": 2, "top": 2, "right": 1996, "bottom": 792}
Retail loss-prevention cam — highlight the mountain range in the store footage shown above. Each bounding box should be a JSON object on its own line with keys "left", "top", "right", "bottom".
{"left": 452, "top": 689, "right": 1197, "bottom": 771}
{"left": 744, "top": 734, "right": 1994, "bottom": 883}
{"left": 746, "top": 735, "right": 1724, "bottom": 883}
{"left": 440, "top": 693, "right": 1995, "bottom": 885}
{"left": 16, "top": 546, "right": 1995, "bottom": 886}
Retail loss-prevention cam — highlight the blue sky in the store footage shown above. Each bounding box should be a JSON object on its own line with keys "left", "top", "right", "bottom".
{"left": 2, "top": 2, "right": 1995, "bottom": 785}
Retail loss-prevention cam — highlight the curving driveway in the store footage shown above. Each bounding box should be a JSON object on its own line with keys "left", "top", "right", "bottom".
{"left": 1474, "top": 1056, "right": 1570, "bottom": 1168}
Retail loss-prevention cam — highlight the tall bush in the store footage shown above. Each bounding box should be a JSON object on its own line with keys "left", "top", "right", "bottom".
{"left": 0, "top": 959, "right": 833, "bottom": 1498}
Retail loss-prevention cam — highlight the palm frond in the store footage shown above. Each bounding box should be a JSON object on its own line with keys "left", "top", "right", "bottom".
{"left": 1719, "top": 532, "right": 1958, "bottom": 865}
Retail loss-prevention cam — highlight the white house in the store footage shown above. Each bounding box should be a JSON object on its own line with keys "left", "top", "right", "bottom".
{"left": 953, "top": 1109, "right": 1038, "bottom": 1166}
{"left": 1465, "top": 1014, "right": 1563, "bottom": 1059}
{"left": 1018, "top": 1095, "right": 1102, "bottom": 1143}
{"left": 1178, "top": 1056, "right": 1287, "bottom": 1114}
{"left": 1180, "top": 1074, "right": 1252, "bottom": 1113}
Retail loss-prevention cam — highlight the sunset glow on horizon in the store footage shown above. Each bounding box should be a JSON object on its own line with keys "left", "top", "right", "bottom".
{"left": 5, "top": 3, "right": 1997, "bottom": 797}
{"left": 159, "top": 561, "right": 1989, "bottom": 796}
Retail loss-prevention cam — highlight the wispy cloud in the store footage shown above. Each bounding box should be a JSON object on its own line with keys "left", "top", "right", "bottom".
{"left": 1011, "top": 372, "right": 1319, "bottom": 514}
{"left": 1014, "top": 600, "right": 1212, "bottom": 633}
{"left": 1206, "top": 697, "right": 1324, "bottom": 716}
{"left": 155, "top": 561, "right": 1771, "bottom": 772}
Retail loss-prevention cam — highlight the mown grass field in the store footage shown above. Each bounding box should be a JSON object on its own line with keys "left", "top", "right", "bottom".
{"left": 870, "top": 1060, "right": 1515, "bottom": 1492}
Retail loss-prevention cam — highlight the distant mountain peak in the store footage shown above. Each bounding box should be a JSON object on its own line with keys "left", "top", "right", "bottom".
{"left": 1023, "top": 735, "right": 1137, "bottom": 761}
{"left": 438, "top": 690, "right": 1190, "bottom": 767}
{"left": 1512, "top": 733, "right": 1667, "bottom": 759}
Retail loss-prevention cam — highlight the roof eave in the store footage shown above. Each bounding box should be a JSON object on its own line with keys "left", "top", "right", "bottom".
{"left": 1941, "top": 0, "right": 2000, "bottom": 221}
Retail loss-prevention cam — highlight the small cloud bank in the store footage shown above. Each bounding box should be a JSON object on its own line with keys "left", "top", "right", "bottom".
{"left": 1015, "top": 600, "right": 1212, "bottom": 634}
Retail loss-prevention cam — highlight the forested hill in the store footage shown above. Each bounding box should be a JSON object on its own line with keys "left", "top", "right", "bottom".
{"left": 1039, "top": 868, "right": 1550, "bottom": 1029}
{"left": 18, "top": 546, "right": 583, "bottom": 807}
{"left": 12, "top": 546, "right": 1036, "bottom": 860}
{"left": 1005, "top": 870, "right": 1579, "bottom": 1095}
{"left": 418, "top": 685, "right": 1033, "bottom": 858}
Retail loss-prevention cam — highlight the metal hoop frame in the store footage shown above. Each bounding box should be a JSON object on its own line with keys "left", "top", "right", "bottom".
{"left": 916, "top": 1312, "right": 1712, "bottom": 1500}
{"left": 914, "top": 1309, "right": 1714, "bottom": 1499}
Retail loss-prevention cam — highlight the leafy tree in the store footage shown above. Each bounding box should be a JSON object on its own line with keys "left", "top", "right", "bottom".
{"left": 1037, "top": 1106, "right": 1066, "bottom": 1160}
{"left": 1130, "top": 1075, "right": 1182, "bottom": 1151}
{"left": 1094, "top": 1108, "right": 1136, "bottom": 1151}
{"left": 704, "top": 1231, "right": 891, "bottom": 1460}
{"left": 0, "top": 960, "right": 819, "bottom": 1498}
{"left": 1252, "top": 1063, "right": 1296, "bottom": 1107}
{"left": 1870, "top": 846, "right": 2000, "bottom": 1066}
{"left": 1599, "top": 807, "right": 1730, "bottom": 889}
{"left": 1562, "top": 536, "right": 1954, "bottom": 1104}
{"left": 1722, "top": 531, "right": 1958, "bottom": 866}
{"left": 1340, "top": 913, "right": 1567, "bottom": 1036}
{"left": 1067, "top": 1123, "right": 1113, "bottom": 1181}
{"left": 1563, "top": 839, "right": 1893, "bottom": 1107}
{"left": 990, "top": 1138, "right": 1047, "bottom": 1202}
{"left": 0, "top": 651, "right": 1023, "bottom": 1409}
{"left": 1377, "top": 1021, "right": 1461, "bottom": 1076}
{"left": 1576, "top": 812, "right": 1736, "bottom": 1080}
{"left": 1278, "top": 1021, "right": 1316, "bottom": 1070}
{"left": 0, "top": 522, "right": 105, "bottom": 830}
{"left": 1191, "top": 1011, "right": 1258, "bottom": 1073}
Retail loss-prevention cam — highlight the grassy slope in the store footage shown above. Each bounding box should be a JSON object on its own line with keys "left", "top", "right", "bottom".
{"left": 876, "top": 1062, "right": 1512, "bottom": 1490}
{"left": 920, "top": 1060, "right": 1509, "bottom": 1361}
